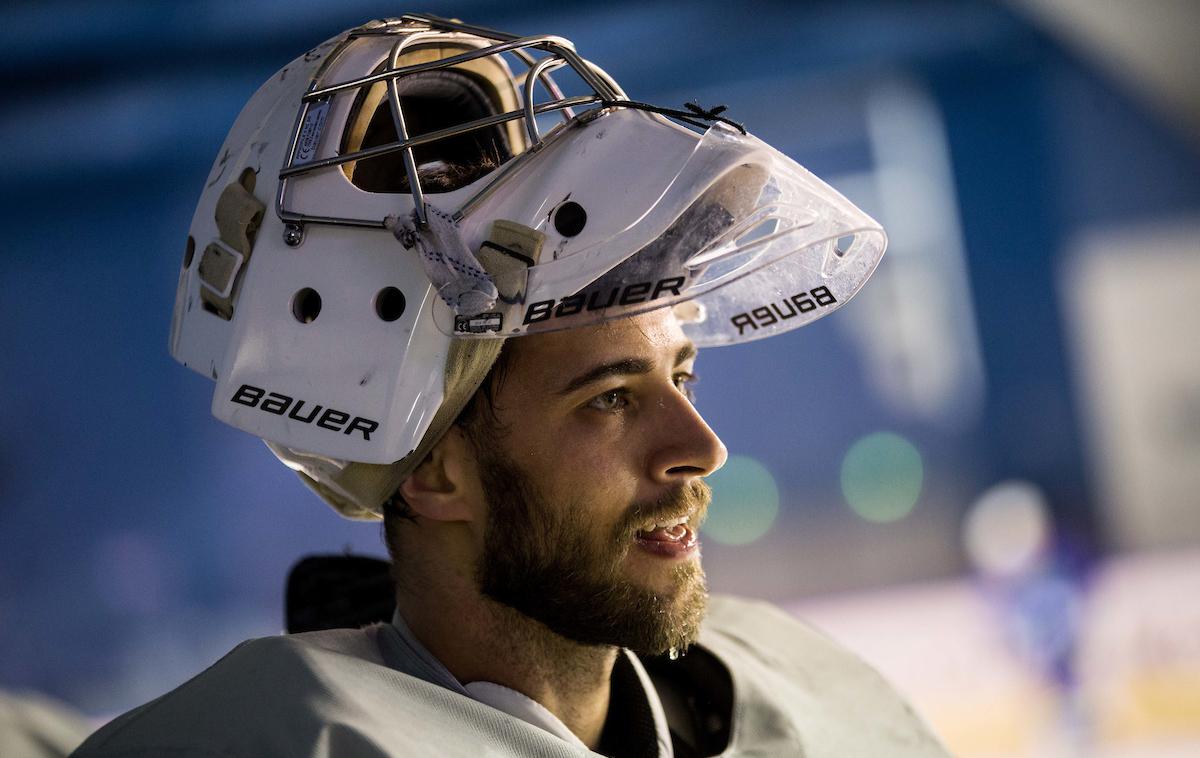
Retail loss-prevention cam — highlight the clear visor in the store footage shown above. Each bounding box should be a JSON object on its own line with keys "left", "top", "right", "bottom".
{"left": 434, "top": 123, "right": 885, "bottom": 346}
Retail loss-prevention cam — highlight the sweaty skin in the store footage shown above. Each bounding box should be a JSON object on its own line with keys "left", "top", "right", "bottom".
{"left": 394, "top": 309, "right": 727, "bottom": 748}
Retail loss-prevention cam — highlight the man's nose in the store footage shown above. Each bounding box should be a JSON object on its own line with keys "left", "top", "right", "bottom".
{"left": 646, "top": 386, "right": 728, "bottom": 484}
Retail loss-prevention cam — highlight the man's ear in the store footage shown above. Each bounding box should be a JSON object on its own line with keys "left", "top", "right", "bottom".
{"left": 398, "top": 426, "right": 478, "bottom": 522}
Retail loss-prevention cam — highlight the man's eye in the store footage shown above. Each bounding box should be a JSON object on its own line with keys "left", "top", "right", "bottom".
{"left": 674, "top": 372, "right": 697, "bottom": 402}
{"left": 587, "top": 389, "right": 629, "bottom": 412}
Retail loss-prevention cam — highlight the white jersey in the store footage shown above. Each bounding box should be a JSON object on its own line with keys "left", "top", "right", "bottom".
{"left": 72, "top": 595, "right": 948, "bottom": 757}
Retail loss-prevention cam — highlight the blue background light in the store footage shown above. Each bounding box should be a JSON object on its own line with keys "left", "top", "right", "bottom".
{"left": 703, "top": 455, "right": 781, "bottom": 545}
{"left": 840, "top": 432, "right": 924, "bottom": 523}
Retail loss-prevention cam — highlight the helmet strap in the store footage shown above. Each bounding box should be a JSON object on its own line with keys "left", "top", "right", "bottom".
{"left": 197, "top": 171, "right": 265, "bottom": 320}
{"left": 387, "top": 204, "right": 498, "bottom": 316}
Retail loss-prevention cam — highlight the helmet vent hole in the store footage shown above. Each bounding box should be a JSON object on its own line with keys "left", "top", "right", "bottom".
{"left": 835, "top": 235, "right": 855, "bottom": 258}
{"left": 553, "top": 201, "right": 587, "bottom": 237}
{"left": 292, "top": 288, "right": 322, "bottom": 323}
{"left": 183, "top": 236, "right": 196, "bottom": 268}
{"left": 374, "top": 287, "right": 406, "bottom": 322}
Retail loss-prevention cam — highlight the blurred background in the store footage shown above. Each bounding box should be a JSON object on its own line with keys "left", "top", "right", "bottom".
{"left": 2, "top": 0, "right": 1198, "bottom": 755}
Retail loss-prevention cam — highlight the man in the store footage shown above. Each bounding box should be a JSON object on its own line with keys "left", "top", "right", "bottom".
{"left": 74, "top": 13, "right": 948, "bottom": 757}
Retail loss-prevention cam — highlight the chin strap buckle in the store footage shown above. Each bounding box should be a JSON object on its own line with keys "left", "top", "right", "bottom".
{"left": 477, "top": 219, "right": 544, "bottom": 304}
{"left": 197, "top": 239, "right": 245, "bottom": 302}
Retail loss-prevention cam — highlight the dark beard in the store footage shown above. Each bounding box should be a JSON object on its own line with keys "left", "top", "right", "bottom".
{"left": 473, "top": 445, "right": 710, "bottom": 656}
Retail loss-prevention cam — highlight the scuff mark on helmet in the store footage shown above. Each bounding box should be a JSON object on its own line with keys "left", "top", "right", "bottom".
{"left": 248, "top": 141, "right": 270, "bottom": 173}
{"left": 546, "top": 193, "right": 572, "bottom": 227}
{"left": 206, "top": 149, "right": 231, "bottom": 188}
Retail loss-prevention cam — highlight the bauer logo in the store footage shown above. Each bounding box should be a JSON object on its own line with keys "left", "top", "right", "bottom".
{"left": 523, "top": 276, "right": 685, "bottom": 325}
{"left": 730, "top": 286, "right": 838, "bottom": 335}
{"left": 229, "top": 384, "right": 378, "bottom": 440}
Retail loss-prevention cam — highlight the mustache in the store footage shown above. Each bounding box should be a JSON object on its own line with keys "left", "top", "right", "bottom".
{"left": 616, "top": 480, "right": 712, "bottom": 540}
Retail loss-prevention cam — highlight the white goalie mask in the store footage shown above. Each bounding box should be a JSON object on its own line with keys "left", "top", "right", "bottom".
{"left": 170, "top": 14, "right": 886, "bottom": 514}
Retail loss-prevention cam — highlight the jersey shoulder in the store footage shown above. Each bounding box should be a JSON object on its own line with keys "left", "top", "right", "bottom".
{"left": 71, "top": 626, "right": 593, "bottom": 758}
{"left": 72, "top": 627, "right": 390, "bottom": 757}
{"left": 700, "top": 594, "right": 950, "bottom": 757}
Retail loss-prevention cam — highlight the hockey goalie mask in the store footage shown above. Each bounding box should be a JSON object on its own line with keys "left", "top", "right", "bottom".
{"left": 170, "top": 14, "right": 886, "bottom": 468}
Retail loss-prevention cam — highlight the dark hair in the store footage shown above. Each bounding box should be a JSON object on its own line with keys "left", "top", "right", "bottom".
{"left": 345, "top": 64, "right": 512, "bottom": 195}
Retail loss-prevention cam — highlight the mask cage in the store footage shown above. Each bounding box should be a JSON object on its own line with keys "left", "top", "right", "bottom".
{"left": 276, "top": 13, "right": 628, "bottom": 232}
{"left": 338, "top": 66, "right": 513, "bottom": 194}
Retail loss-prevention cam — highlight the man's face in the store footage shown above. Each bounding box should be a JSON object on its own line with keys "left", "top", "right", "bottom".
{"left": 464, "top": 309, "right": 727, "bottom": 655}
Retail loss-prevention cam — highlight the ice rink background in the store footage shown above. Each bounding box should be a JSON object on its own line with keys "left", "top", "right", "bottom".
{"left": 2, "top": 1, "right": 1198, "bottom": 755}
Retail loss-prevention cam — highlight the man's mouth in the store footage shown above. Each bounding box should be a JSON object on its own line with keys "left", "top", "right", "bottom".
{"left": 634, "top": 513, "right": 699, "bottom": 557}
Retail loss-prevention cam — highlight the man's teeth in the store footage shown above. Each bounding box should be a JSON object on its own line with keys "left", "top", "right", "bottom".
{"left": 650, "top": 515, "right": 689, "bottom": 531}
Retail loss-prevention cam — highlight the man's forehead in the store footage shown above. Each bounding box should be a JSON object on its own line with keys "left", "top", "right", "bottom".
{"left": 509, "top": 311, "right": 696, "bottom": 378}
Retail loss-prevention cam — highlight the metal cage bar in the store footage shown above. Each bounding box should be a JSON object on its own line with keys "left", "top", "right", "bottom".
{"left": 278, "top": 95, "right": 599, "bottom": 181}
{"left": 277, "top": 14, "right": 626, "bottom": 234}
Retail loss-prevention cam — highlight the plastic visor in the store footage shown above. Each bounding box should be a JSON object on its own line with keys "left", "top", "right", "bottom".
{"left": 433, "top": 123, "right": 886, "bottom": 346}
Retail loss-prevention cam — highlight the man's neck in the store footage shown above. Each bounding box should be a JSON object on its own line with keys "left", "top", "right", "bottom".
{"left": 395, "top": 571, "right": 618, "bottom": 748}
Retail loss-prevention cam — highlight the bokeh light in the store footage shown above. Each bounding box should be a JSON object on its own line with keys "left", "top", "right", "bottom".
{"left": 963, "top": 480, "right": 1051, "bottom": 577}
{"left": 840, "top": 432, "right": 923, "bottom": 522}
{"left": 703, "top": 455, "right": 780, "bottom": 545}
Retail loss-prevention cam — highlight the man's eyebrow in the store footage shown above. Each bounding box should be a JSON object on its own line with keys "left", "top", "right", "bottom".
{"left": 557, "top": 358, "right": 653, "bottom": 396}
{"left": 676, "top": 343, "right": 697, "bottom": 366}
{"left": 556, "top": 342, "right": 699, "bottom": 396}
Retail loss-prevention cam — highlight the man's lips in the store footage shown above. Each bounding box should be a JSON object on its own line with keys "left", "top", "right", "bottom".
{"left": 623, "top": 482, "right": 710, "bottom": 559}
{"left": 634, "top": 522, "right": 699, "bottom": 557}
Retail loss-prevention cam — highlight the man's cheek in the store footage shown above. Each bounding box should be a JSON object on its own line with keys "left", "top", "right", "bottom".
{"left": 538, "top": 427, "right": 617, "bottom": 475}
